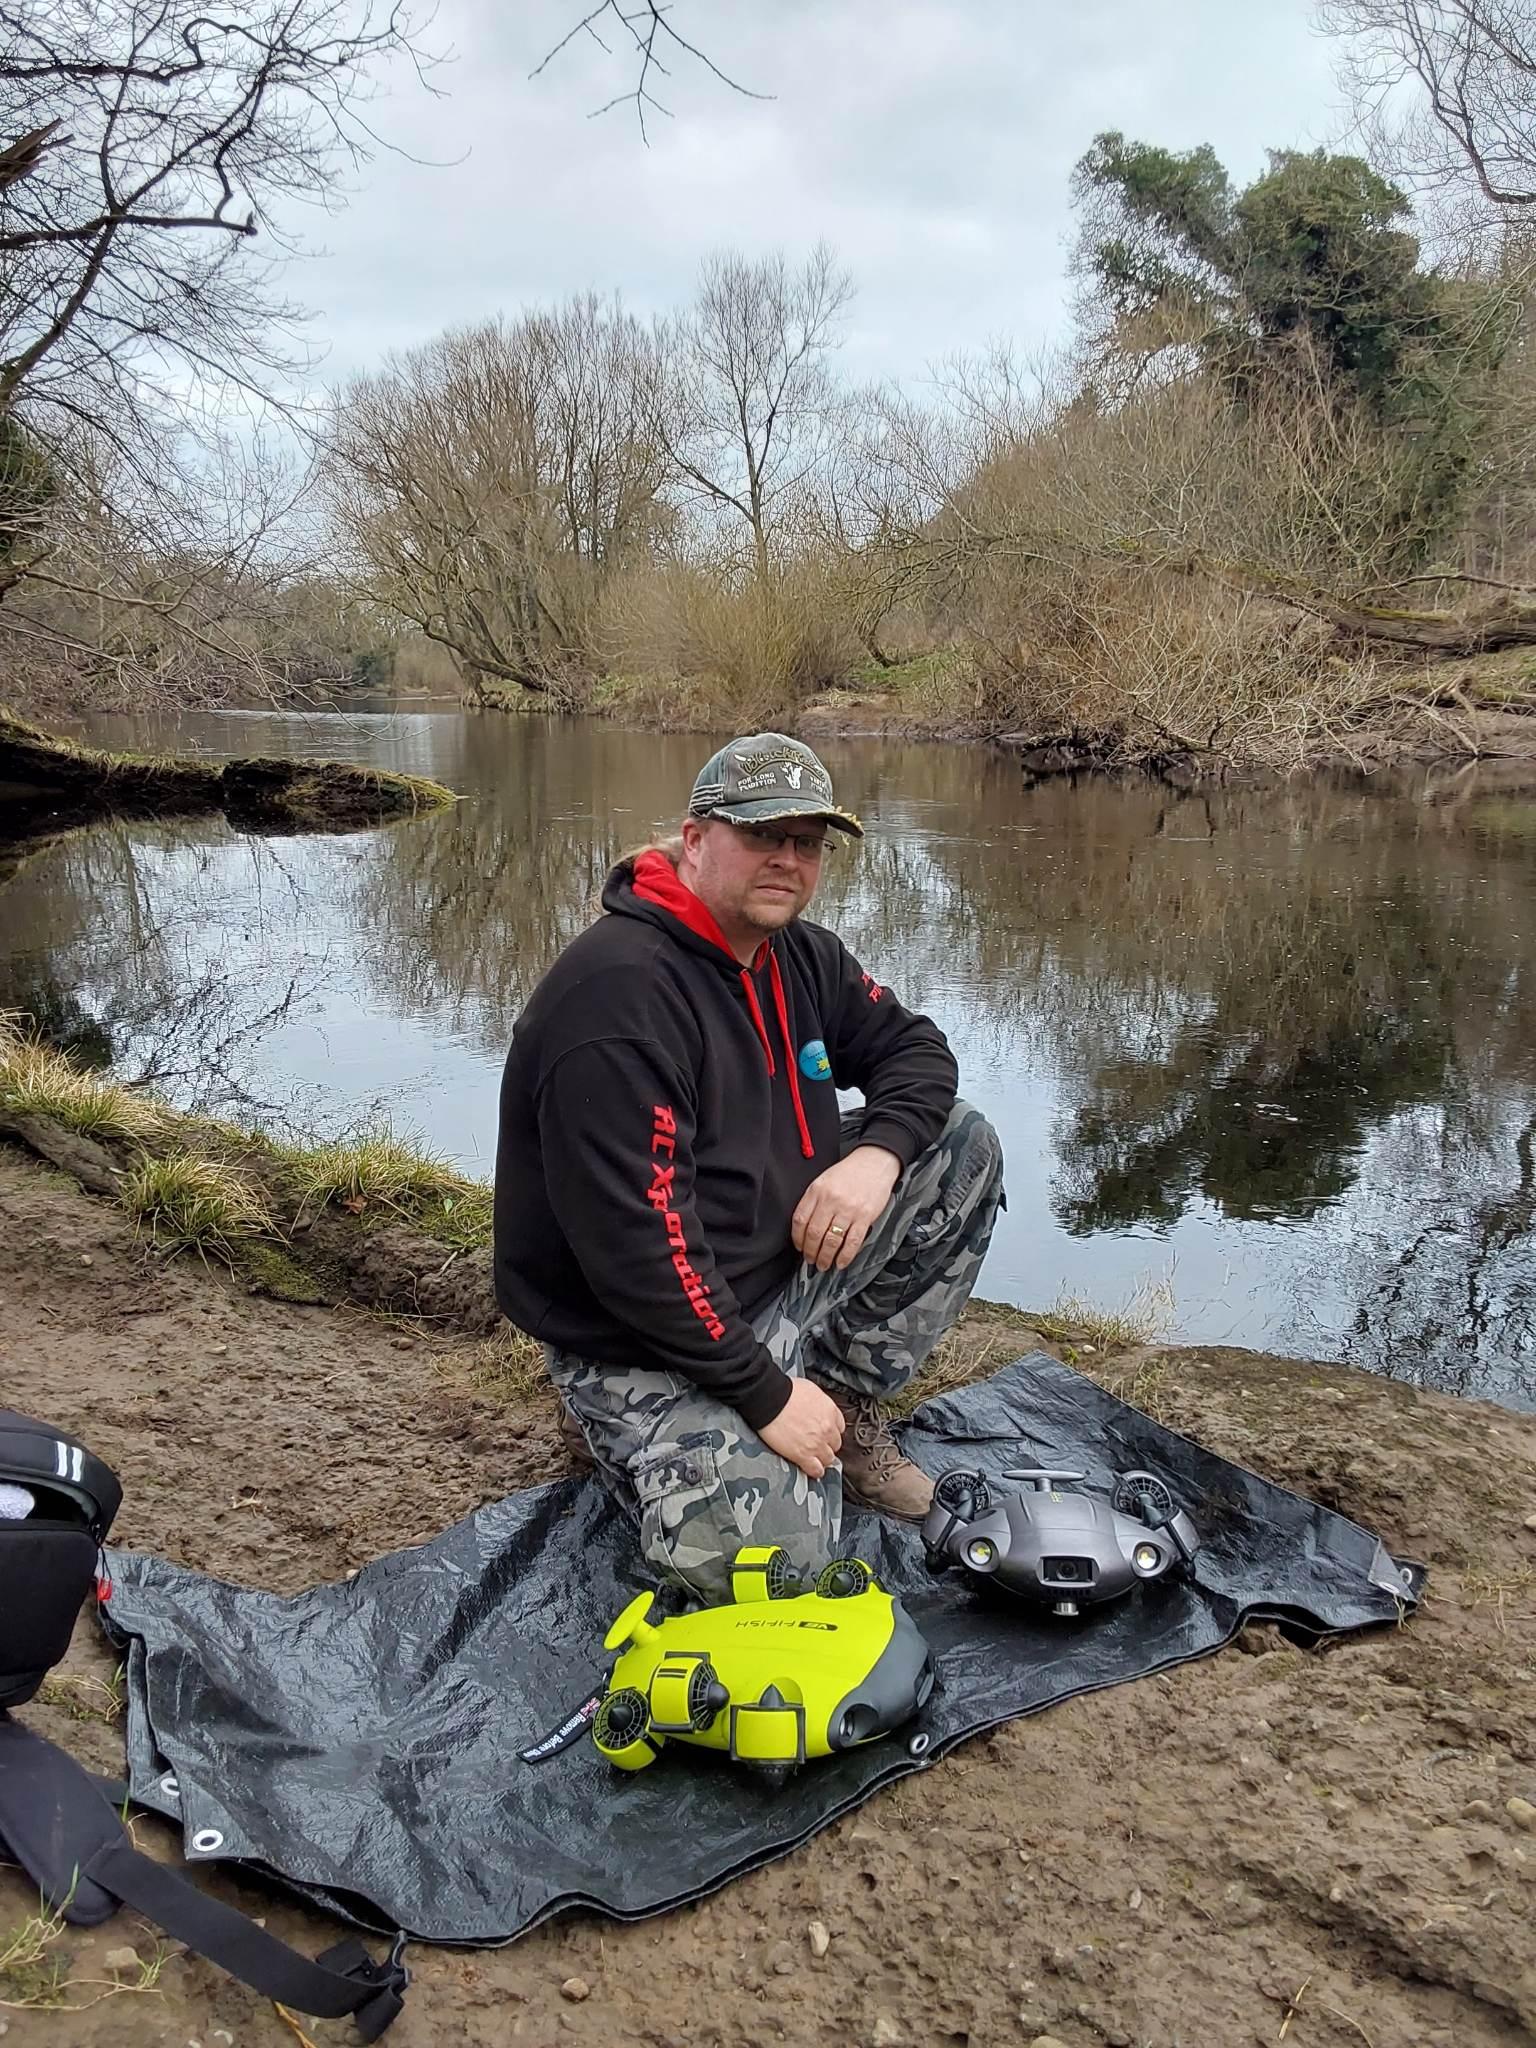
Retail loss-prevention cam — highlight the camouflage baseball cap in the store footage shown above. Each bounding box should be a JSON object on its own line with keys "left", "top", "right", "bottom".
{"left": 687, "top": 733, "right": 864, "bottom": 838}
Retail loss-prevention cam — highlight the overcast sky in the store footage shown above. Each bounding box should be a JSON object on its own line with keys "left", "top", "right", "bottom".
{"left": 277, "top": 0, "right": 1344, "bottom": 396}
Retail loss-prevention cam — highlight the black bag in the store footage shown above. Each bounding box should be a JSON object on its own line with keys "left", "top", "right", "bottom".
{"left": 0, "top": 1410, "right": 408, "bottom": 2040}
{"left": 0, "top": 1408, "right": 122, "bottom": 1709}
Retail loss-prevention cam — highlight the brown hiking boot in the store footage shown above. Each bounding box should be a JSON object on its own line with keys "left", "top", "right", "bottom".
{"left": 557, "top": 1401, "right": 595, "bottom": 1474}
{"left": 825, "top": 1389, "right": 934, "bottom": 1522}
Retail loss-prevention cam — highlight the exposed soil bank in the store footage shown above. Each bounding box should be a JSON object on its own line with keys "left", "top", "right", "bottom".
{"left": 0, "top": 710, "right": 456, "bottom": 849}
{"left": 0, "top": 1091, "right": 500, "bottom": 1333}
{"left": 3, "top": 1143, "right": 1536, "bottom": 2048}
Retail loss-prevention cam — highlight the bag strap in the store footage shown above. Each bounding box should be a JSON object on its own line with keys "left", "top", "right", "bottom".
{"left": 0, "top": 1718, "right": 407, "bottom": 2039}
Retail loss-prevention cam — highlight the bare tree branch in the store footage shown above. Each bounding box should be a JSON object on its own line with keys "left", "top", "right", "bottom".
{"left": 532, "top": 2, "right": 770, "bottom": 143}
{"left": 652, "top": 244, "right": 854, "bottom": 580}
{"left": 1322, "top": 0, "right": 1536, "bottom": 214}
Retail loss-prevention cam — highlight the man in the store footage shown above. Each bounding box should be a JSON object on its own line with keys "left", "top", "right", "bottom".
{"left": 493, "top": 732, "right": 1004, "bottom": 1602}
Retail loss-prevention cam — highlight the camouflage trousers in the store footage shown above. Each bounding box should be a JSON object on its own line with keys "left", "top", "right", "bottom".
{"left": 544, "top": 1100, "right": 1004, "bottom": 1602}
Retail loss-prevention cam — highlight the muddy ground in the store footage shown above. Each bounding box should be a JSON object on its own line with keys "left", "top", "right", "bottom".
{"left": 3, "top": 1142, "right": 1536, "bottom": 2048}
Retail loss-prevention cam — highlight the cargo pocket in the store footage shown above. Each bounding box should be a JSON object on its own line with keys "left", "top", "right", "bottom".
{"left": 908, "top": 1112, "right": 1002, "bottom": 1245}
{"left": 630, "top": 1442, "right": 740, "bottom": 1603}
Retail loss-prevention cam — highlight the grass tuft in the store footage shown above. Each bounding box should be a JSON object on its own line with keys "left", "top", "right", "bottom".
{"left": 0, "top": 1897, "right": 70, "bottom": 2009}
{"left": 1091, "top": 1354, "right": 1178, "bottom": 1425}
{"left": 888, "top": 1281, "right": 1179, "bottom": 1419}
{"left": 1458, "top": 1561, "right": 1536, "bottom": 1633}
{"left": 119, "top": 1149, "right": 274, "bottom": 1262}
{"left": 36, "top": 1665, "right": 126, "bottom": 1725}
{"left": 374, "top": 766, "right": 456, "bottom": 813}
{"left": 0, "top": 1023, "right": 162, "bottom": 1142}
{"left": 412, "top": 1183, "right": 494, "bottom": 1250}
{"left": 279, "top": 1129, "right": 490, "bottom": 1240}
{"left": 888, "top": 1324, "right": 1025, "bottom": 1417}
{"left": 451, "top": 1323, "right": 548, "bottom": 1404}
{"left": 0, "top": 1885, "right": 170, "bottom": 2010}
{"left": 1037, "top": 1271, "right": 1177, "bottom": 1351}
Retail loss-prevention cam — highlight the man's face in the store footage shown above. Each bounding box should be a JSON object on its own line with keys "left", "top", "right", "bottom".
{"left": 681, "top": 816, "right": 830, "bottom": 942}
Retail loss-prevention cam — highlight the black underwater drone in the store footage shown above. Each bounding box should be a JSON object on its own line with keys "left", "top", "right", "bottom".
{"left": 921, "top": 1466, "right": 1201, "bottom": 1615}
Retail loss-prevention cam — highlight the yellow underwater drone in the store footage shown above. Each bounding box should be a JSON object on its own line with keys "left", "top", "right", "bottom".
{"left": 586, "top": 1547, "right": 936, "bottom": 1778}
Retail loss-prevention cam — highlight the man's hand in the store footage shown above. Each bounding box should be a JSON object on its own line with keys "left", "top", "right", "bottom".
{"left": 758, "top": 1376, "right": 846, "bottom": 1480}
{"left": 791, "top": 1143, "right": 902, "bottom": 1273}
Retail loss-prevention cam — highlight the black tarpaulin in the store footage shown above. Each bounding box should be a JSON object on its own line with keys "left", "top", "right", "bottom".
{"left": 99, "top": 1354, "right": 1422, "bottom": 1943}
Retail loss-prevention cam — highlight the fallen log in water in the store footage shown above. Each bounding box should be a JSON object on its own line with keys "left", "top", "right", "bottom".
{"left": 0, "top": 709, "right": 455, "bottom": 845}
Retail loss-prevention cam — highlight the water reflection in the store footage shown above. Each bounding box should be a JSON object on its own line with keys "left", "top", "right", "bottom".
{"left": 2, "top": 816, "right": 347, "bottom": 1117}
{"left": 3, "top": 710, "right": 1534, "bottom": 1405}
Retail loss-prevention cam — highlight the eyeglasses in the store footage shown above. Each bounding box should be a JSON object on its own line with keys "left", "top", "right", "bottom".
{"left": 731, "top": 823, "right": 832, "bottom": 860}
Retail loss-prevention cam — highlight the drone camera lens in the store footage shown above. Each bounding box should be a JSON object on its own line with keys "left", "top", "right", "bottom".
{"left": 1042, "top": 1556, "right": 1094, "bottom": 1585}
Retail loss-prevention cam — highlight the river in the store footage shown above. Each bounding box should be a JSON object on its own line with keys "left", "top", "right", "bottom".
{"left": 5, "top": 705, "right": 1535, "bottom": 1407}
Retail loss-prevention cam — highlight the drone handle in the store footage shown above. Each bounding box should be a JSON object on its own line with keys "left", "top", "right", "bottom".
{"left": 1163, "top": 1515, "right": 1198, "bottom": 1567}
{"left": 1001, "top": 1468, "right": 1087, "bottom": 1492}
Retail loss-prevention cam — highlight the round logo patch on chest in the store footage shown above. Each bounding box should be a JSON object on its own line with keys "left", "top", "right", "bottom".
{"left": 798, "top": 1039, "right": 832, "bottom": 1081}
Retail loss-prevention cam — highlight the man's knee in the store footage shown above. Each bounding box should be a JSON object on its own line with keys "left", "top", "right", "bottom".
{"left": 631, "top": 1432, "right": 838, "bottom": 1604}
{"left": 925, "top": 1099, "right": 1004, "bottom": 1215}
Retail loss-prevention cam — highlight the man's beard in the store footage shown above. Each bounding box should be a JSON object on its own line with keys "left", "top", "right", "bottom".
{"left": 741, "top": 899, "right": 801, "bottom": 933}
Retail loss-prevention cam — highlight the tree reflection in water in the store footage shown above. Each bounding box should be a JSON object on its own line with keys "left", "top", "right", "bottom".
{"left": 1, "top": 818, "right": 344, "bottom": 1123}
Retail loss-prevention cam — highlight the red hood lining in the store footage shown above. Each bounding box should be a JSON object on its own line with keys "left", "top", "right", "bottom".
{"left": 631, "top": 850, "right": 748, "bottom": 962}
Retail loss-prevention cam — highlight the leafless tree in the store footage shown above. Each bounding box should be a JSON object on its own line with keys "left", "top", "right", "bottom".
{"left": 655, "top": 244, "right": 854, "bottom": 582}
{"left": 324, "top": 296, "right": 671, "bottom": 698}
{"left": 0, "top": 0, "right": 438, "bottom": 707}
{"left": 1321, "top": 0, "right": 1536, "bottom": 218}
{"left": 0, "top": 426, "right": 393, "bottom": 704}
{"left": 0, "top": 0, "right": 435, "bottom": 510}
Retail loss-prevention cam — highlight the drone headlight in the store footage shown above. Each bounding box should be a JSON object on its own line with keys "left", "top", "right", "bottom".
{"left": 1132, "top": 1541, "right": 1162, "bottom": 1573}
{"left": 964, "top": 1538, "right": 997, "bottom": 1569}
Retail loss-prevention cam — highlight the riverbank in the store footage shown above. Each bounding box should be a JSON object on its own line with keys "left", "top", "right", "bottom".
{"left": 3, "top": 1067, "right": 1536, "bottom": 2046}
{"left": 10, "top": 638, "right": 1536, "bottom": 790}
{"left": 0, "top": 1026, "right": 502, "bottom": 1327}
{"left": 459, "top": 642, "right": 1536, "bottom": 787}
{"left": 0, "top": 710, "right": 456, "bottom": 852}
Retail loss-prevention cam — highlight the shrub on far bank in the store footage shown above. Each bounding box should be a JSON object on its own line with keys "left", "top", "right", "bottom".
{"left": 597, "top": 561, "right": 862, "bottom": 729}
{"left": 948, "top": 566, "right": 1367, "bottom": 764}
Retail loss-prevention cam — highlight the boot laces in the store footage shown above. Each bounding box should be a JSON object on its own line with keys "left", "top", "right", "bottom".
{"left": 846, "top": 1397, "right": 901, "bottom": 1472}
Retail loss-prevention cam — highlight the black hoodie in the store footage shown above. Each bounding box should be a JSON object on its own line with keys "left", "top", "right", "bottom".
{"left": 492, "top": 850, "right": 959, "bottom": 1431}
